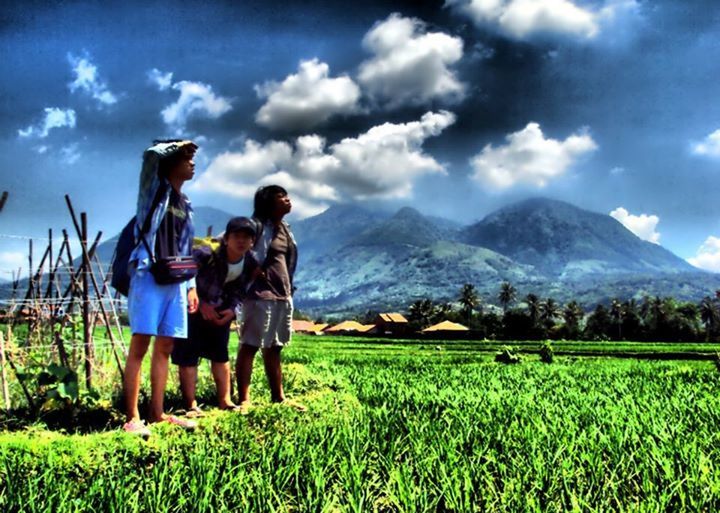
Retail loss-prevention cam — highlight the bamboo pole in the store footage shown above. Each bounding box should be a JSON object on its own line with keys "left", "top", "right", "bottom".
{"left": 60, "top": 232, "right": 102, "bottom": 300}
{"left": 0, "top": 330, "right": 10, "bottom": 409}
{"left": 81, "top": 212, "right": 93, "bottom": 389}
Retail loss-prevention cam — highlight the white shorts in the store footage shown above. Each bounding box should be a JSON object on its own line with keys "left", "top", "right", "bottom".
{"left": 241, "top": 298, "right": 293, "bottom": 349}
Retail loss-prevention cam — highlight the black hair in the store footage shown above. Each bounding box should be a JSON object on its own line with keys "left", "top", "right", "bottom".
{"left": 253, "top": 185, "right": 288, "bottom": 221}
{"left": 154, "top": 139, "right": 194, "bottom": 178}
{"left": 152, "top": 138, "right": 186, "bottom": 145}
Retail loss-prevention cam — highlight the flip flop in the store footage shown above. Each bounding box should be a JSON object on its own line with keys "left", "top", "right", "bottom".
{"left": 159, "top": 415, "right": 198, "bottom": 431}
{"left": 185, "top": 406, "right": 205, "bottom": 419}
{"left": 219, "top": 404, "right": 244, "bottom": 412}
{"left": 123, "top": 419, "right": 151, "bottom": 438}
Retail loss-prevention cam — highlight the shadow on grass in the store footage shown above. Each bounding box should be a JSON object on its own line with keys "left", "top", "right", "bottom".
{"left": 0, "top": 389, "right": 226, "bottom": 434}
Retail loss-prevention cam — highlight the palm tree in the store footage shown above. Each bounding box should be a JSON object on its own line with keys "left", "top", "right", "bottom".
{"left": 700, "top": 296, "right": 717, "bottom": 341}
{"left": 540, "top": 298, "right": 560, "bottom": 328}
{"left": 526, "top": 293, "right": 540, "bottom": 327}
{"left": 610, "top": 298, "right": 624, "bottom": 340}
{"left": 408, "top": 299, "right": 436, "bottom": 330}
{"left": 563, "top": 301, "right": 584, "bottom": 336}
{"left": 498, "top": 282, "right": 516, "bottom": 313}
{"left": 459, "top": 284, "right": 480, "bottom": 325}
{"left": 642, "top": 296, "right": 671, "bottom": 339}
{"left": 436, "top": 302, "right": 454, "bottom": 319}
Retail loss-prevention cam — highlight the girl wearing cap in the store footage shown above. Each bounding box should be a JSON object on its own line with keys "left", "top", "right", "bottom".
{"left": 172, "top": 217, "right": 258, "bottom": 414}
{"left": 123, "top": 139, "right": 200, "bottom": 436}
{"left": 236, "top": 185, "right": 305, "bottom": 412}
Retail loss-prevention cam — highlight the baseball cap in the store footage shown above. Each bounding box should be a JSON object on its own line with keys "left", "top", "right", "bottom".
{"left": 225, "top": 216, "right": 257, "bottom": 237}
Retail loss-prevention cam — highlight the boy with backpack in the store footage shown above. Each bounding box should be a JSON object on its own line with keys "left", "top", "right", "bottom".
{"left": 122, "top": 139, "right": 199, "bottom": 437}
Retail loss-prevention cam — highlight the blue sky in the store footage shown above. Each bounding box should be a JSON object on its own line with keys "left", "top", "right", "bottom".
{"left": 2, "top": 0, "right": 720, "bottom": 278}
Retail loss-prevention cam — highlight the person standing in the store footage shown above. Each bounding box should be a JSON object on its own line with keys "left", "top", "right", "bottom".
{"left": 122, "top": 139, "right": 200, "bottom": 436}
{"left": 236, "top": 185, "right": 305, "bottom": 412}
{"left": 172, "top": 217, "right": 258, "bottom": 414}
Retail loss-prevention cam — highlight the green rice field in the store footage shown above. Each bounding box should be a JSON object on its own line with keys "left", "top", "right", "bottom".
{"left": 2, "top": 334, "right": 720, "bottom": 512}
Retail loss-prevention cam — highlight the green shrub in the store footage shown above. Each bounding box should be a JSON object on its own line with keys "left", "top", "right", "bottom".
{"left": 495, "top": 345, "right": 521, "bottom": 364}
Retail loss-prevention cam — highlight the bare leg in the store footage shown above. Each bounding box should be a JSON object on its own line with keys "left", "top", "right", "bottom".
{"left": 212, "top": 361, "right": 234, "bottom": 408}
{"left": 124, "top": 334, "right": 151, "bottom": 422}
{"left": 262, "top": 346, "right": 284, "bottom": 403}
{"left": 178, "top": 365, "right": 198, "bottom": 410}
{"left": 148, "top": 336, "right": 174, "bottom": 423}
{"left": 236, "top": 344, "right": 259, "bottom": 405}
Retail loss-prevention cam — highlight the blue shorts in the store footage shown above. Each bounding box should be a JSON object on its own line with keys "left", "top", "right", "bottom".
{"left": 128, "top": 269, "right": 188, "bottom": 338}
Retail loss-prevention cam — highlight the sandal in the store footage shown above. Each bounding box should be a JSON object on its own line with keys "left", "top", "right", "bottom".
{"left": 123, "top": 419, "right": 151, "bottom": 438}
{"left": 184, "top": 406, "right": 205, "bottom": 419}
{"left": 159, "top": 415, "right": 198, "bottom": 431}
{"left": 219, "top": 403, "right": 243, "bottom": 412}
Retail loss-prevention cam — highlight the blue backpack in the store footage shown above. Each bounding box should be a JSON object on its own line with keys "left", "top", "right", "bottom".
{"left": 110, "top": 219, "right": 137, "bottom": 297}
{"left": 110, "top": 185, "right": 166, "bottom": 296}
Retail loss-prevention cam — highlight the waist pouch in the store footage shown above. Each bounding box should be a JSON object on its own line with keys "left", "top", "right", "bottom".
{"left": 150, "top": 256, "right": 198, "bottom": 285}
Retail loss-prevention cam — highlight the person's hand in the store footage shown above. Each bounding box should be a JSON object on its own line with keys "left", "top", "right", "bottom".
{"left": 188, "top": 288, "right": 199, "bottom": 314}
{"left": 215, "top": 309, "right": 236, "bottom": 326}
{"left": 199, "top": 301, "right": 220, "bottom": 321}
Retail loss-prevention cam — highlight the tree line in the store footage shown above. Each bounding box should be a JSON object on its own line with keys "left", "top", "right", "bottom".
{"left": 402, "top": 282, "right": 720, "bottom": 342}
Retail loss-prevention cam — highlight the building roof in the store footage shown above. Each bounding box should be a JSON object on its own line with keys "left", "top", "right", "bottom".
{"left": 358, "top": 324, "right": 377, "bottom": 333}
{"left": 292, "top": 320, "right": 316, "bottom": 332}
{"left": 325, "top": 320, "right": 366, "bottom": 332}
{"left": 377, "top": 313, "right": 408, "bottom": 323}
{"left": 421, "top": 320, "right": 469, "bottom": 332}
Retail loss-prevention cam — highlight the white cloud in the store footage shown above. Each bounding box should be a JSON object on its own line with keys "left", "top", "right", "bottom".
{"left": 161, "top": 80, "right": 232, "bottom": 133}
{"left": 446, "top": 0, "right": 637, "bottom": 40}
{"left": 609, "top": 207, "right": 660, "bottom": 244}
{"left": 192, "top": 110, "right": 455, "bottom": 217}
{"left": 147, "top": 68, "right": 174, "bottom": 91}
{"left": 68, "top": 54, "right": 117, "bottom": 105}
{"left": 255, "top": 59, "right": 361, "bottom": 131}
{"left": 470, "top": 122, "right": 597, "bottom": 189}
{"left": 358, "top": 13, "right": 465, "bottom": 107}
{"left": 688, "top": 236, "right": 720, "bottom": 273}
{"left": 610, "top": 166, "right": 625, "bottom": 175}
{"left": 692, "top": 129, "right": 720, "bottom": 158}
{"left": 18, "top": 108, "right": 77, "bottom": 138}
{"left": 60, "top": 143, "right": 81, "bottom": 165}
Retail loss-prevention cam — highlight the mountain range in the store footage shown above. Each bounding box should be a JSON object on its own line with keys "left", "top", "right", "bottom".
{"left": 8, "top": 198, "right": 718, "bottom": 316}
{"left": 291, "top": 198, "right": 715, "bottom": 315}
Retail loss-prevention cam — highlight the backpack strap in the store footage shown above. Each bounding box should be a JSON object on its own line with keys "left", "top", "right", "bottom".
{"left": 138, "top": 182, "right": 168, "bottom": 263}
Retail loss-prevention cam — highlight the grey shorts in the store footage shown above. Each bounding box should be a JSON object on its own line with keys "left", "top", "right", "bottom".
{"left": 241, "top": 298, "right": 293, "bottom": 349}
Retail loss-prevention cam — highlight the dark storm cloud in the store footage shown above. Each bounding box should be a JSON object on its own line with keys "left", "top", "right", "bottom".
{"left": 2, "top": 0, "right": 720, "bottom": 271}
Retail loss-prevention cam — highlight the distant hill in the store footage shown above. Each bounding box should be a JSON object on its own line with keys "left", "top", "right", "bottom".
{"left": 461, "top": 197, "right": 694, "bottom": 277}
{"left": 294, "top": 206, "right": 538, "bottom": 315}
{"left": 291, "top": 198, "right": 718, "bottom": 315}
{"left": 291, "top": 204, "right": 388, "bottom": 261}
{"left": 349, "top": 207, "right": 444, "bottom": 248}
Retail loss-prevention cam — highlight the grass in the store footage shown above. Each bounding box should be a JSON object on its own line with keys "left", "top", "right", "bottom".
{"left": 2, "top": 333, "right": 720, "bottom": 511}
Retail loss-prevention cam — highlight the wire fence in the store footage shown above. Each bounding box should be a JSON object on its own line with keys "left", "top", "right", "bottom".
{"left": 0, "top": 194, "right": 135, "bottom": 412}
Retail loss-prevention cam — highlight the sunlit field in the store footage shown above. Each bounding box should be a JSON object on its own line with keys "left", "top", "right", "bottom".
{"left": 2, "top": 334, "right": 720, "bottom": 512}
